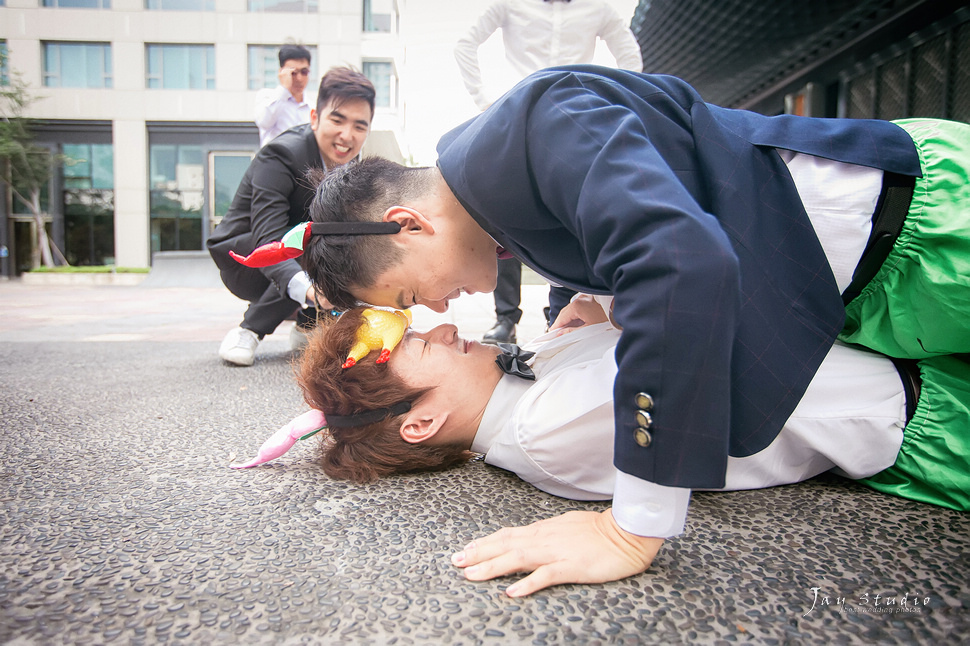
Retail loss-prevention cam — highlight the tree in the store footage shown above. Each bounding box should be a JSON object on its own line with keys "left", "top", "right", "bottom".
{"left": 0, "top": 52, "right": 67, "bottom": 267}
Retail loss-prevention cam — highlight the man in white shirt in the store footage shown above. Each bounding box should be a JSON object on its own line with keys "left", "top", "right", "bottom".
{"left": 454, "top": 0, "right": 643, "bottom": 345}
{"left": 455, "top": 0, "right": 643, "bottom": 111}
{"left": 295, "top": 297, "right": 911, "bottom": 502}
{"left": 254, "top": 44, "right": 313, "bottom": 148}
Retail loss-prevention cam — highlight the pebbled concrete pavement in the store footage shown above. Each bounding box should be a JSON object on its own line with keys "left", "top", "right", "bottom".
{"left": 0, "top": 279, "right": 968, "bottom": 645}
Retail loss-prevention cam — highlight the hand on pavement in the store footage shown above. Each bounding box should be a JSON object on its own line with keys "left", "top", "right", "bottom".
{"left": 451, "top": 508, "right": 664, "bottom": 597}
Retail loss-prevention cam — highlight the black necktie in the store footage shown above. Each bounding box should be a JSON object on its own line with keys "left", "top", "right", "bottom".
{"left": 495, "top": 343, "right": 536, "bottom": 381}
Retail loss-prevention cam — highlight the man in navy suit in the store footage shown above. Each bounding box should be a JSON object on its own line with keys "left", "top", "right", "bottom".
{"left": 296, "top": 66, "right": 970, "bottom": 595}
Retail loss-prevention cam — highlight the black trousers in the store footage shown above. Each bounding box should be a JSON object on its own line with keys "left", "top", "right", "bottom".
{"left": 216, "top": 262, "right": 309, "bottom": 337}
{"left": 547, "top": 284, "right": 575, "bottom": 326}
{"left": 494, "top": 257, "right": 576, "bottom": 327}
{"left": 493, "top": 257, "right": 523, "bottom": 324}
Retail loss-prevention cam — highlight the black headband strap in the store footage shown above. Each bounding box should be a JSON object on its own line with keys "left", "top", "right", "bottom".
{"left": 310, "top": 222, "right": 402, "bottom": 236}
{"left": 326, "top": 401, "right": 412, "bottom": 428}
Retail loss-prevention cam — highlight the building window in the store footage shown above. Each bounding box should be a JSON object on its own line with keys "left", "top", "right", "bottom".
{"left": 209, "top": 152, "right": 254, "bottom": 231}
{"left": 150, "top": 144, "right": 204, "bottom": 252}
{"left": 363, "top": 60, "right": 395, "bottom": 108}
{"left": 363, "top": 0, "right": 393, "bottom": 33}
{"left": 62, "top": 143, "right": 115, "bottom": 266}
{"left": 146, "top": 45, "right": 214, "bottom": 89}
{"left": 248, "top": 0, "right": 317, "bottom": 12}
{"left": 1, "top": 42, "right": 8, "bottom": 86}
{"left": 248, "top": 45, "right": 317, "bottom": 90}
{"left": 43, "top": 42, "right": 112, "bottom": 88}
{"left": 43, "top": 0, "right": 111, "bottom": 7}
{"left": 146, "top": 0, "right": 213, "bottom": 9}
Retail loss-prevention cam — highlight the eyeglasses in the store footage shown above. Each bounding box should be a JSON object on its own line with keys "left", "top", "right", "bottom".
{"left": 288, "top": 67, "right": 311, "bottom": 77}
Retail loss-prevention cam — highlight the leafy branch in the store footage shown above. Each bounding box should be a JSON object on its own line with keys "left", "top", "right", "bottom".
{"left": 0, "top": 52, "right": 68, "bottom": 267}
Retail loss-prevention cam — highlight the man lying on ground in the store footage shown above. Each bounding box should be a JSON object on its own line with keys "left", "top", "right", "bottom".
{"left": 234, "top": 298, "right": 969, "bottom": 595}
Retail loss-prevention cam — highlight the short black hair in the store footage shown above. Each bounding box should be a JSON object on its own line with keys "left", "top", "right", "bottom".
{"left": 301, "top": 159, "right": 436, "bottom": 310}
{"left": 278, "top": 44, "right": 311, "bottom": 67}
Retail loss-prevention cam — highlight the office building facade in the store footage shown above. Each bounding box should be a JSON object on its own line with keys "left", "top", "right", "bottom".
{"left": 0, "top": 0, "right": 404, "bottom": 275}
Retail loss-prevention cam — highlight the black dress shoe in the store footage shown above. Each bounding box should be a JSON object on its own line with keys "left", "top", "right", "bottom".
{"left": 483, "top": 318, "right": 516, "bottom": 345}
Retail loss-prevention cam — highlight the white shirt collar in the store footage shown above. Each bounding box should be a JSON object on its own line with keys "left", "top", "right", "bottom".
{"left": 472, "top": 374, "right": 532, "bottom": 454}
{"left": 473, "top": 323, "right": 619, "bottom": 455}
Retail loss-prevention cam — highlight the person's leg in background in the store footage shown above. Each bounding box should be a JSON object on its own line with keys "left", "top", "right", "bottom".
{"left": 546, "top": 285, "right": 578, "bottom": 328}
{"left": 216, "top": 263, "right": 303, "bottom": 366}
{"left": 291, "top": 302, "right": 327, "bottom": 352}
{"left": 484, "top": 257, "right": 523, "bottom": 344}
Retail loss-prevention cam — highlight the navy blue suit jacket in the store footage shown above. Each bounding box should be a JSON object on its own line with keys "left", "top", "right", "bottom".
{"left": 436, "top": 66, "right": 921, "bottom": 489}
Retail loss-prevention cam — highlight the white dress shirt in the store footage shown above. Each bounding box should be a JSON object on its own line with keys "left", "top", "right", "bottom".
{"left": 454, "top": 0, "right": 643, "bottom": 111}
{"left": 255, "top": 85, "right": 311, "bottom": 148}
{"left": 474, "top": 326, "right": 905, "bottom": 535}
{"left": 476, "top": 153, "right": 901, "bottom": 539}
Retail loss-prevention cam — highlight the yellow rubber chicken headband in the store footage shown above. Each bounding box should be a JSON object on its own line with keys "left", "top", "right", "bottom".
{"left": 342, "top": 308, "right": 413, "bottom": 369}
{"left": 229, "top": 307, "right": 537, "bottom": 469}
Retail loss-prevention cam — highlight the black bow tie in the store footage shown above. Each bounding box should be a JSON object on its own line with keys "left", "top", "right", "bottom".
{"left": 495, "top": 343, "right": 536, "bottom": 381}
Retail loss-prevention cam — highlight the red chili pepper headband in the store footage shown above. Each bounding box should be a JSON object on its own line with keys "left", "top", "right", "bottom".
{"left": 229, "top": 221, "right": 402, "bottom": 268}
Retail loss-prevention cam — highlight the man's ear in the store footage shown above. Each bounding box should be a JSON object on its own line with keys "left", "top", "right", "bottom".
{"left": 384, "top": 206, "right": 435, "bottom": 235}
{"left": 399, "top": 407, "right": 449, "bottom": 444}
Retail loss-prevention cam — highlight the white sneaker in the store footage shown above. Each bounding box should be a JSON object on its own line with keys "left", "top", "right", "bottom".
{"left": 289, "top": 324, "right": 310, "bottom": 352}
{"left": 219, "top": 327, "right": 260, "bottom": 366}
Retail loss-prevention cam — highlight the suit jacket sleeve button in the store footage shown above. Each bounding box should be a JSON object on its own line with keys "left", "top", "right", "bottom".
{"left": 634, "top": 428, "right": 652, "bottom": 447}
{"left": 635, "top": 410, "right": 653, "bottom": 429}
{"left": 635, "top": 392, "right": 654, "bottom": 411}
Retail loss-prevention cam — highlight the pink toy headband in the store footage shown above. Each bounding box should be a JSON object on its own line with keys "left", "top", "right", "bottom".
{"left": 229, "top": 403, "right": 412, "bottom": 469}
{"left": 231, "top": 307, "right": 413, "bottom": 469}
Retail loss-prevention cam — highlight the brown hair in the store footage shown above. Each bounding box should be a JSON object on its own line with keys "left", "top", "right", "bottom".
{"left": 297, "top": 308, "right": 474, "bottom": 483}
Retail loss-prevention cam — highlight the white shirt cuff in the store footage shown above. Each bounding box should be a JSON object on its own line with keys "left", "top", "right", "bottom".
{"left": 612, "top": 470, "right": 691, "bottom": 539}
{"left": 286, "top": 271, "right": 313, "bottom": 308}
